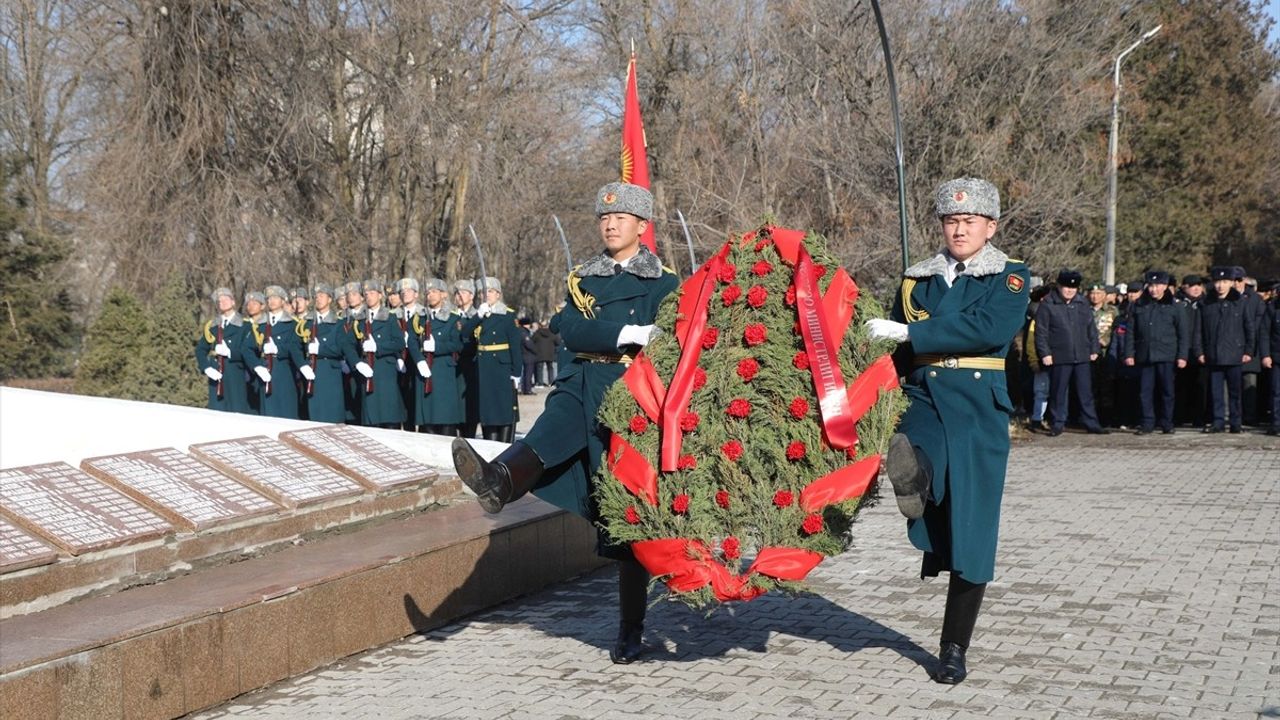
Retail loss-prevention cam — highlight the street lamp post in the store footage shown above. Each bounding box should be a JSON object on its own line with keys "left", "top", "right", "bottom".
{"left": 1104, "top": 24, "right": 1162, "bottom": 286}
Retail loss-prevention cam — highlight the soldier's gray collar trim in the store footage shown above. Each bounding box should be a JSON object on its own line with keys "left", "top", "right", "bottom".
{"left": 576, "top": 246, "right": 663, "bottom": 279}
{"left": 430, "top": 307, "right": 452, "bottom": 321}
{"left": 904, "top": 244, "right": 1009, "bottom": 279}
{"left": 219, "top": 312, "right": 243, "bottom": 327}
{"left": 312, "top": 309, "right": 337, "bottom": 323}
{"left": 488, "top": 301, "right": 511, "bottom": 315}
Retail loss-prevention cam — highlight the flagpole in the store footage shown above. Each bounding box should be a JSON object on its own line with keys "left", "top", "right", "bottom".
{"left": 870, "top": 0, "right": 910, "bottom": 273}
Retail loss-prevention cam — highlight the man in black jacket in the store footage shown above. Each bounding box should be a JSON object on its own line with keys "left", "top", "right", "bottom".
{"left": 1263, "top": 285, "right": 1279, "bottom": 436}
{"left": 1192, "top": 266, "right": 1255, "bottom": 433}
{"left": 1124, "top": 270, "right": 1190, "bottom": 435}
{"left": 1035, "top": 270, "right": 1106, "bottom": 436}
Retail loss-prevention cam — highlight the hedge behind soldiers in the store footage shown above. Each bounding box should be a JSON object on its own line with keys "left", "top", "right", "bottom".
{"left": 196, "top": 288, "right": 253, "bottom": 414}
{"left": 1192, "top": 266, "right": 1255, "bottom": 433}
{"left": 869, "top": 177, "right": 1031, "bottom": 684}
{"left": 1035, "top": 270, "right": 1106, "bottom": 435}
{"left": 1123, "top": 271, "right": 1189, "bottom": 434}
{"left": 451, "top": 182, "right": 679, "bottom": 665}
{"left": 301, "top": 283, "right": 346, "bottom": 423}
{"left": 343, "top": 280, "right": 406, "bottom": 428}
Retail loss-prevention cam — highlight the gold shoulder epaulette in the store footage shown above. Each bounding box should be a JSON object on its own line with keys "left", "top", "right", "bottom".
{"left": 901, "top": 278, "right": 929, "bottom": 323}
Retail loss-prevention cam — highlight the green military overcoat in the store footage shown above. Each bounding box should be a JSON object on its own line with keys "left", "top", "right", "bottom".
{"left": 342, "top": 306, "right": 406, "bottom": 426}
{"left": 250, "top": 313, "right": 306, "bottom": 419}
{"left": 890, "top": 244, "right": 1030, "bottom": 584}
{"left": 407, "top": 307, "right": 466, "bottom": 425}
{"left": 302, "top": 309, "right": 347, "bottom": 423}
{"left": 472, "top": 309, "right": 523, "bottom": 426}
{"left": 196, "top": 313, "right": 253, "bottom": 414}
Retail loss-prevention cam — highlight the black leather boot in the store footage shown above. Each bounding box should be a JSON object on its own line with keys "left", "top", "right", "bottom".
{"left": 450, "top": 439, "right": 544, "bottom": 514}
{"left": 935, "top": 574, "right": 986, "bottom": 684}
{"left": 882, "top": 433, "right": 931, "bottom": 519}
{"left": 610, "top": 559, "right": 648, "bottom": 664}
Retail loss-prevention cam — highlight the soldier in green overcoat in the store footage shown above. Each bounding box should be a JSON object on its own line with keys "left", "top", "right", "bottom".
{"left": 394, "top": 278, "right": 427, "bottom": 430}
{"left": 341, "top": 280, "right": 406, "bottom": 428}
{"left": 248, "top": 285, "right": 306, "bottom": 419}
{"left": 451, "top": 182, "right": 678, "bottom": 665}
{"left": 407, "top": 278, "right": 466, "bottom": 434}
{"left": 452, "top": 279, "right": 482, "bottom": 438}
{"left": 241, "top": 291, "right": 268, "bottom": 414}
{"left": 196, "top": 287, "right": 254, "bottom": 414}
{"left": 869, "top": 177, "right": 1030, "bottom": 685}
{"left": 470, "top": 277, "right": 523, "bottom": 441}
{"left": 300, "top": 283, "right": 346, "bottom": 423}
{"left": 339, "top": 281, "right": 365, "bottom": 423}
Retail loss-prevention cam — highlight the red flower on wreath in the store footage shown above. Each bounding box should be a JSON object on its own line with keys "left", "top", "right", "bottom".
{"left": 715, "top": 489, "right": 731, "bottom": 508}
{"left": 736, "top": 357, "right": 759, "bottom": 382}
{"left": 726, "top": 399, "right": 752, "bottom": 418}
{"left": 747, "top": 285, "right": 768, "bottom": 308}
{"left": 625, "top": 506, "right": 641, "bottom": 524}
{"left": 721, "top": 536, "right": 741, "bottom": 560}
{"left": 721, "top": 284, "right": 742, "bottom": 306}
{"left": 792, "top": 351, "right": 810, "bottom": 370}
{"left": 752, "top": 260, "right": 773, "bottom": 276}
{"left": 692, "top": 366, "right": 708, "bottom": 390}
{"left": 680, "top": 412, "right": 700, "bottom": 432}
{"left": 815, "top": 264, "right": 828, "bottom": 278}
{"left": 744, "top": 323, "right": 767, "bottom": 346}
{"left": 677, "top": 454, "right": 697, "bottom": 470}
{"left": 789, "top": 397, "right": 809, "bottom": 419}
{"left": 721, "top": 440, "right": 744, "bottom": 461}
{"left": 785, "top": 286, "right": 797, "bottom": 306}
{"left": 754, "top": 239, "right": 769, "bottom": 252}
{"left": 773, "top": 490, "right": 794, "bottom": 508}
{"left": 717, "top": 263, "right": 737, "bottom": 284}
{"left": 802, "top": 513, "right": 824, "bottom": 535}
{"left": 629, "top": 415, "right": 649, "bottom": 434}
{"left": 672, "top": 493, "right": 691, "bottom": 514}
{"left": 786, "top": 440, "right": 807, "bottom": 461}
{"left": 701, "top": 327, "right": 720, "bottom": 349}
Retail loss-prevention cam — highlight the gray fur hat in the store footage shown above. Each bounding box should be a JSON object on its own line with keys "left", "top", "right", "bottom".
{"left": 290, "top": 286, "right": 309, "bottom": 300}
{"left": 477, "top": 277, "right": 502, "bottom": 294}
{"left": 595, "top": 182, "right": 653, "bottom": 220}
{"left": 344, "top": 281, "right": 363, "bottom": 296}
{"left": 395, "top": 278, "right": 419, "bottom": 293}
{"left": 264, "top": 285, "right": 288, "bottom": 300}
{"left": 453, "top": 279, "right": 475, "bottom": 294}
{"left": 312, "top": 282, "right": 334, "bottom": 299}
{"left": 244, "top": 291, "right": 266, "bottom": 305}
{"left": 425, "top": 278, "right": 448, "bottom": 292}
{"left": 935, "top": 177, "right": 1000, "bottom": 220}
{"left": 362, "top": 279, "right": 384, "bottom": 294}
{"left": 210, "top": 287, "right": 234, "bottom": 303}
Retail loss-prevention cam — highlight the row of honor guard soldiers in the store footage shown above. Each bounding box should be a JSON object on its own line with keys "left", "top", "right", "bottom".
{"left": 195, "top": 277, "right": 524, "bottom": 440}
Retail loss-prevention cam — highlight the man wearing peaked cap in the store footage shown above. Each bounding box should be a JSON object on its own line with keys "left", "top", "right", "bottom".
{"left": 450, "top": 181, "right": 678, "bottom": 666}
{"left": 1193, "top": 266, "right": 1256, "bottom": 432}
{"left": 1125, "top": 270, "right": 1188, "bottom": 435}
{"left": 1231, "top": 267, "right": 1266, "bottom": 426}
{"left": 867, "top": 176, "right": 1031, "bottom": 684}
{"left": 196, "top": 287, "right": 253, "bottom": 414}
{"left": 1036, "top": 269, "right": 1107, "bottom": 436}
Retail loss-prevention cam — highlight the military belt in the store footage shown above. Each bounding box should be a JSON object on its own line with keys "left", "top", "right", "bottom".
{"left": 477, "top": 343, "right": 510, "bottom": 352}
{"left": 575, "top": 352, "right": 634, "bottom": 366}
{"left": 913, "top": 354, "right": 1006, "bottom": 371}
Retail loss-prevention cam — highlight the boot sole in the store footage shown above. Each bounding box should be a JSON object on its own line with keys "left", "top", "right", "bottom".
{"left": 883, "top": 433, "right": 927, "bottom": 519}
{"left": 450, "top": 438, "right": 505, "bottom": 514}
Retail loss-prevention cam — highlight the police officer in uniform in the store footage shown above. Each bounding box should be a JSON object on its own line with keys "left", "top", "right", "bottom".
{"left": 343, "top": 279, "right": 406, "bottom": 428}
{"left": 1174, "top": 275, "right": 1206, "bottom": 426}
{"left": 1193, "top": 266, "right": 1255, "bottom": 433}
{"left": 411, "top": 278, "right": 466, "bottom": 435}
{"left": 1124, "top": 271, "right": 1189, "bottom": 435}
{"left": 249, "top": 285, "right": 306, "bottom": 419}
{"left": 868, "top": 177, "right": 1030, "bottom": 685}
{"left": 451, "top": 182, "right": 679, "bottom": 665}
{"left": 301, "top": 282, "right": 346, "bottom": 423}
{"left": 469, "top": 277, "right": 523, "bottom": 442}
{"left": 196, "top": 287, "right": 253, "bottom": 414}
{"left": 1035, "top": 270, "right": 1106, "bottom": 435}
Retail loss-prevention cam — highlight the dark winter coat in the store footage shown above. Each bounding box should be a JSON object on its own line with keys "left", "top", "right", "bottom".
{"left": 196, "top": 313, "right": 253, "bottom": 414}
{"left": 1033, "top": 290, "right": 1099, "bottom": 364}
{"left": 1192, "top": 289, "right": 1256, "bottom": 366}
{"left": 1124, "top": 290, "right": 1189, "bottom": 364}
{"left": 531, "top": 327, "right": 560, "bottom": 362}
{"left": 301, "top": 309, "right": 347, "bottom": 423}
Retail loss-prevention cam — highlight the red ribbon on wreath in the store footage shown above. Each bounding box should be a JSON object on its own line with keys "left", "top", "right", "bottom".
{"left": 632, "top": 538, "right": 824, "bottom": 602}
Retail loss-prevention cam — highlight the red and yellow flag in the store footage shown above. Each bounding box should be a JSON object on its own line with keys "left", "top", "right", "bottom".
{"left": 621, "top": 54, "right": 657, "bottom": 253}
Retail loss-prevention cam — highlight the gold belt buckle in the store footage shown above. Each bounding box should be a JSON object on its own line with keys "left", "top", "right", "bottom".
{"left": 943, "top": 355, "right": 959, "bottom": 369}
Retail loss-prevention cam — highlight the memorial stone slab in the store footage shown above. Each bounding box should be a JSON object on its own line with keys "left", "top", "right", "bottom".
{"left": 80, "top": 449, "right": 282, "bottom": 531}
{"left": 279, "top": 425, "right": 438, "bottom": 491}
{"left": 0, "top": 463, "right": 172, "bottom": 555}
{"left": 188, "top": 436, "right": 365, "bottom": 509}
{"left": 0, "top": 516, "right": 59, "bottom": 574}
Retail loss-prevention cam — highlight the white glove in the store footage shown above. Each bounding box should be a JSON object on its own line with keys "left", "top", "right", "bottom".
{"left": 417, "top": 360, "right": 432, "bottom": 378}
{"left": 254, "top": 366, "right": 272, "bottom": 383}
{"left": 307, "top": 340, "right": 319, "bottom": 355}
{"left": 477, "top": 302, "right": 492, "bottom": 318}
{"left": 511, "top": 376, "right": 521, "bottom": 389}
{"left": 355, "top": 361, "right": 374, "bottom": 378}
{"left": 617, "top": 324, "right": 657, "bottom": 348}
{"left": 262, "top": 339, "right": 278, "bottom": 356}
{"left": 866, "top": 318, "right": 910, "bottom": 343}
{"left": 396, "top": 358, "right": 406, "bottom": 373}
{"left": 422, "top": 334, "right": 436, "bottom": 353}
{"left": 341, "top": 360, "right": 351, "bottom": 374}
{"left": 204, "top": 367, "right": 223, "bottom": 382}
{"left": 214, "top": 341, "right": 231, "bottom": 358}
{"left": 362, "top": 337, "right": 377, "bottom": 353}
{"left": 299, "top": 365, "right": 316, "bottom": 381}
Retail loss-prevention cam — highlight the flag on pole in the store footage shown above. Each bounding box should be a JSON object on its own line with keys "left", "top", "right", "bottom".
{"left": 621, "top": 54, "right": 657, "bottom": 253}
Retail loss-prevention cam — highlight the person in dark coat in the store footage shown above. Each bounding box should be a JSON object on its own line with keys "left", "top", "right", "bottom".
{"left": 196, "top": 287, "right": 254, "bottom": 414}
{"left": 1034, "top": 270, "right": 1106, "bottom": 435}
{"left": 300, "top": 283, "right": 347, "bottom": 423}
{"left": 869, "top": 177, "right": 1030, "bottom": 685}
{"left": 342, "top": 280, "right": 406, "bottom": 428}
{"left": 1174, "top": 274, "right": 1207, "bottom": 427}
{"left": 531, "top": 321, "right": 560, "bottom": 387}
{"left": 1192, "top": 266, "right": 1256, "bottom": 433}
{"left": 518, "top": 318, "right": 537, "bottom": 395}
{"left": 451, "top": 182, "right": 679, "bottom": 666}
{"left": 1123, "top": 270, "right": 1190, "bottom": 434}
{"left": 1263, "top": 285, "right": 1279, "bottom": 435}
{"left": 1234, "top": 268, "right": 1266, "bottom": 425}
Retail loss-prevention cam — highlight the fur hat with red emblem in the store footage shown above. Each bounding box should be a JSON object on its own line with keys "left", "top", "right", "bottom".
{"left": 934, "top": 177, "right": 1000, "bottom": 220}
{"left": 594, "top": 181, "right": 653, "bottom": 220}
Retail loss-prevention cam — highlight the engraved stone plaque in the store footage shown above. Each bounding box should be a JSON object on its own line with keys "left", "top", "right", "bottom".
{"left": 0, "top": 463, "right": 172, "bottom": 555}
{"left": 81, "top": 448, "right": 282, "bottom": 531}
{"left": 188, "top": 436, "right": 365, "bottom": 509}
{"left": 0, "top": 516, "right": 58, "bottom": 573}
{"left": 279, "top": 425, "right": 438, "bottom": 491}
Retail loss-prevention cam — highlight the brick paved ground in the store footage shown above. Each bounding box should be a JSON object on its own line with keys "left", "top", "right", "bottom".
{"left": 193, "top": 429, "right": 1279, "bottom": 719}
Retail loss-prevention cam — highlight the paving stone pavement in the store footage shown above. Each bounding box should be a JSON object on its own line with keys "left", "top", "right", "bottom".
{"left": 192, "top": 429, "right": 1280, "bottom": 720}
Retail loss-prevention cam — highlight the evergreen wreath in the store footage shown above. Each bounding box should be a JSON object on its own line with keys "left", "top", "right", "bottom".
{"left": 595, "top": 224, "right": 908, "bottom": 609}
